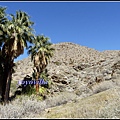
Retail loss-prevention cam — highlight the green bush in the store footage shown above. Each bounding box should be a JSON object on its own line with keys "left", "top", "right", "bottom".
{"left": 39, "top": 69, "right": 52, "bottom": 89}
{"left": 20, "top": 75, "right": 36, "bottom": 96}
{"left": 23, "top": 85, "right": 36, "bottom": 96}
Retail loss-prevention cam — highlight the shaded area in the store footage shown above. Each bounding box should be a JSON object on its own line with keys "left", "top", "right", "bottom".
{"left": 9, "top": 75, "right": 34, "bottom": 102}
{"left": 8, "top": 74, "right": 49, "bottom": 102}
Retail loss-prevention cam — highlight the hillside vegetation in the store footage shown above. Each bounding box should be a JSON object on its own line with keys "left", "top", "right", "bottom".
{"left": 4, "top": 42, "right": 119, "bottom": 118}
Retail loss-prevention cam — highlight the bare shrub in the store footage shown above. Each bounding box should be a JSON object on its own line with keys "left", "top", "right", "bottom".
{"left": 92, "top": 81, "right": 116, "bottom": 94}
{"left": 0, "top": 92, "right": 78, "bottom": 118}
{"left": 45, "top": 92, "right": 77, "bottom": 108}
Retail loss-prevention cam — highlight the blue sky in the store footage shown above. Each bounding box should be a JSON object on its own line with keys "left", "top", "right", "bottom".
{"left": 0, "top": 1, "right": 120, "bottom": 62}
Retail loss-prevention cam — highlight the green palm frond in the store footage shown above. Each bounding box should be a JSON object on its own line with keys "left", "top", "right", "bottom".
{"left": 1, "top": 10, "right": 35, "bottom": 59}
{"left": 28, "top": 34, "right": 55, "bottom": 74}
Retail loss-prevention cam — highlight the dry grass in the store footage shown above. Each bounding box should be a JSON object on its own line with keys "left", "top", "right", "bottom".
{"left": 0, "top": 92, "right": 78, "bottom": 118}
{"left": 40, "top": 86, "right": 120, "bottom": 118}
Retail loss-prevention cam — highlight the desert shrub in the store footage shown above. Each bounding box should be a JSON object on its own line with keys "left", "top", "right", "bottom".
{"left": 18, "top": 75, "right": 36, "bottom": 96}
{"left": 54, "top": 61, "right": 61, "bottom": 66}
{"left": 45, "top": 92, "right": 77, "bottom": 108}
{"left": 23, "top": 85, "right": 36, "bottom": 96}
{"left": 39, "top": 87, "right": 46, "bottom": 95}
{"left": 11, "top": 80, "right": 17, "bottom": 90}
{"left": 92, "top": 81, "right": 116, "bottom": 95}
{"left": 0, "top": 97, "right": 47, "bottom": 118}
{"left": 10, "top": 81, "right": 18, "bottom": 92}
{"left": 15, "top": 69, "right": 52, "bottom": 98}
{"left": 0, "top": 92, "right": 78, "bottom": 118}
{"left": 39, "top": 69, "right": 53, "bottom": 90}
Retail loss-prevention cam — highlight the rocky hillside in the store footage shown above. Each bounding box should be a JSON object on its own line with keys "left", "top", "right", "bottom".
{"left": 9, "top": 42, "right": 120, "bottom": 118}
{"left": 12, "top": 42, "right": 120, "bottom": 94}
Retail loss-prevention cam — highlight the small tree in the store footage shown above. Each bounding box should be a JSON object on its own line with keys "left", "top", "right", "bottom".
{"left": 28, "top": 35, "right": 55, "bottom": 94}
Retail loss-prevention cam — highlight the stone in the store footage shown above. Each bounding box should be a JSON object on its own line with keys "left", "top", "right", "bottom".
{"left": 104, "top": 74, "right": 112, "bottom": 80}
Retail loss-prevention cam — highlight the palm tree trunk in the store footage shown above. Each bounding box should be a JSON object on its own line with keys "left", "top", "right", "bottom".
{"left": 1, "top": 76, "right": 7, "bottom": 102}
{"left": 4, "top": 67, "right": 12, "bottom": 104}
{"left": 1, "top": 64, "right": 8, "bottom": 102}
{"left": 36, "top": 71, "right": 39, "bottom": 94}
{"left": 0, "top": 64, "right": 4, "bottom": 100}
{"left": 2, "top": 61, "right": 12, "bottom": 104}
{"left": 0, "top": 64, "right": 4, "bottom": 97}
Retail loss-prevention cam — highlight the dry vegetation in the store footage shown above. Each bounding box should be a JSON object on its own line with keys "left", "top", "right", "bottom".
{"left": 0, "top": 42, "right": 120, "bottom": 118}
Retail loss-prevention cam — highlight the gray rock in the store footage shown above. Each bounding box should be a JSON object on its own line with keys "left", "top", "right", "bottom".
{"left": 104, "top": 74, "right": 112, "bottom": 80}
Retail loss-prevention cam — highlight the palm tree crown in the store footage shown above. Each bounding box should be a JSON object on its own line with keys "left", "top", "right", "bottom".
{"left": 28, "top": 35, "right": 55, "bottom": 73}
{"left": 1, "top": 10, "right": 35, "bottom": 60}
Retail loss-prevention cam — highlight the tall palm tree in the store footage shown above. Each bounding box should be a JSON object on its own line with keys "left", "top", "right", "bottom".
{"left": 0, "top": 6, "right": 8, "bottom": 101}
{"left": 0, "top": 9, "right": 35, "bottom": 104}
{"left": 0, "top": 48, "right": 4, "bottom": 96}
{"left": 28, "top": 35, "right": 55, "bottom": 94}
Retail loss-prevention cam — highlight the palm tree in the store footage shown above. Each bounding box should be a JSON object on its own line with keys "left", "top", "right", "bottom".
{"left": 0, "top": 9, "right": 35, "bottom": 104}
{"left": 0, "top": 6, "right": 8, "bottom": 101}
{"left": 0, "top": 48, "right": 4, "bottom": 96}
{"left": 28, "top": 35, "right": 55, "bottom": 94}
